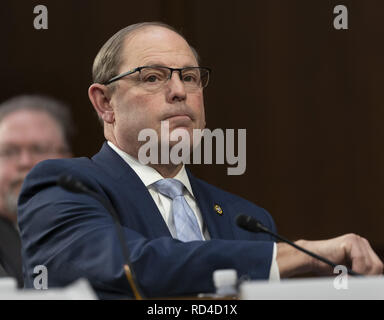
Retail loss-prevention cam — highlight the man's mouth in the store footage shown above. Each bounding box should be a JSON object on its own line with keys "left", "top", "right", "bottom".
{"left": 164, "top": 114, "right": 191, "bottom": 121}
{"left": 9, "top": 178, "right": 25, "bottom": 194}
{"left": 164, "top": 114, "right": 193, "bottom": 129}
{"left": 163, "top": 111, "right": 192, "bottom": 120}
{"left": 162, "top": 106, "right": 194, "bottom": 121}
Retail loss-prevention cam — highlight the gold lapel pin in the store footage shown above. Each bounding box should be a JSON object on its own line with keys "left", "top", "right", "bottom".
{"left": 214, "top": 204, "right": 223, "bottom": 215}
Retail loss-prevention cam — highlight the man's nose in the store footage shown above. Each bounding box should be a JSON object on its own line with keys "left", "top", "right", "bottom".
{"left": 166, "top": 72, "right": 187, "bottom": 103}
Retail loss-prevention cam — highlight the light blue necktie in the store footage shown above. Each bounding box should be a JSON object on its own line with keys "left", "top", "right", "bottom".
{"left": 154, "top": 179, "right": 203, "bottom": 242}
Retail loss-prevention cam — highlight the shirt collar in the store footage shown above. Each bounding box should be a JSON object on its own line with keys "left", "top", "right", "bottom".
{"left": 107, "top": 141, "right": 195, "bottom": 197}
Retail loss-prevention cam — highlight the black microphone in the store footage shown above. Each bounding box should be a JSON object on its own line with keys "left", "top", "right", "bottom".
{"left": 57, "top": 174, "right": 144, "bottom": 299}
{"left": 236, "top": 214, "right": 361, "bottom": 276}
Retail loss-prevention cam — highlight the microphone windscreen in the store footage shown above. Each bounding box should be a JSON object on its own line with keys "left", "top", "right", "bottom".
{"left": 57, "top": 175, "right": 86, "bottom": 193}
{"left": 236, "top": 214, "right": 262, "bottom": 233}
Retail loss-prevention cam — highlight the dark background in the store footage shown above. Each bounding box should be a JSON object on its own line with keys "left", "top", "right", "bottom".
{"left": 1, "top": 0, "right": 384, "bottom": 259}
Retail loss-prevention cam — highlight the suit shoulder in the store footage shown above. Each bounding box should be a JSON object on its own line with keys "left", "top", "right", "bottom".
{"left": 21, "top": 157, "right": 100, "bottom": 198}
{"left": 26, "top": 157, "right": 105, "bottom": 186}
{"left": 31, "top": 157, "right": 93, "bottom": 176}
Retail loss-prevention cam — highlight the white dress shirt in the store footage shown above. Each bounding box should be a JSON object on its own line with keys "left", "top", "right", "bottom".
{"left": 107, "top": 141, "right": 279, "bottom": 280}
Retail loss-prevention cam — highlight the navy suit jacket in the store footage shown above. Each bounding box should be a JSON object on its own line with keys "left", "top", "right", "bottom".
{"left": 18, "top": 142, "right": 277, "bottom": 299}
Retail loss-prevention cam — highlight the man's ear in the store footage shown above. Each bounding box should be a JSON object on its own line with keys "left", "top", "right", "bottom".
{"left": 88, "top": 83, "right": 115, "bottom": 124}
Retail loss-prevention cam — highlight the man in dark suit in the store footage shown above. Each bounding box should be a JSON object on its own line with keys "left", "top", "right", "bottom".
{"left": 18, "top": 22, "right": 383, "bottom": 299}
{"left": 0, "top": 95, "right": 73, "bottom": 287}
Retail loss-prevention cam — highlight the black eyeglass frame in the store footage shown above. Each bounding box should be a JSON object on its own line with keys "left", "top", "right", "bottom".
{"left": 103, "top": 65, "right": 211, "bottom": 87}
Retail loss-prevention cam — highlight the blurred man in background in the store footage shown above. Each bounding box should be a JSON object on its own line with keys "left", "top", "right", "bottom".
{"left": 0, "top": 95, "right": 73, "bottom": 286}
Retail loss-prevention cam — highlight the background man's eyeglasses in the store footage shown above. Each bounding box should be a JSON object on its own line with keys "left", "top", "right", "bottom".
{"left": 103, "top": 66, "right": 211, "bottom": 92}
{"left": 0, "top": 145, "right": 69, "bottom": 162}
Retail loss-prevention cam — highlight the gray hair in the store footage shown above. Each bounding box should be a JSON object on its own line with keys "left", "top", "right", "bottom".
{"left": 92, "top": 21, "right": 200, "bottom": 88}
{"left": 0, "top": 94, "right": 74, "bottom": 150}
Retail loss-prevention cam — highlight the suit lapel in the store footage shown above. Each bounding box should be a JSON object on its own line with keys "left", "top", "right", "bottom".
{"left": 92, "top": 142, "right": 171, "bottom": 238}
{"left": 92, "top": 143, "right": 236, "bottom": 240}
{"left": 187, "top": 168, "right": 236, "bottom": 240}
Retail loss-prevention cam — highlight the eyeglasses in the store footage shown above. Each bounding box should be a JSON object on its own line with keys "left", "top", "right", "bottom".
{"left": 103, "top": 66, "right": 211, "bottom": 92}
{"left": 0, "top": 145, "right": 69, "bottom": 162}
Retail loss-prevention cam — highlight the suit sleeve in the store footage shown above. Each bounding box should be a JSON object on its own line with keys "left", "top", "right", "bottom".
{"left": 18, "top": 162, "right": 275, "bottom": 299}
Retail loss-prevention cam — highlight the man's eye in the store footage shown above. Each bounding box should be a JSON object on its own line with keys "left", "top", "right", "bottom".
{"left": 183, "top": 73, "right": 199, "bottom": 83}
{"left": 31, "top": 145, "right": 48, "bottom": 154}
{"left": 144, "top": 75, "right": 160, "bottom": 83}
{"left": 0, "top": 149, "right": 17, "bottom": 157}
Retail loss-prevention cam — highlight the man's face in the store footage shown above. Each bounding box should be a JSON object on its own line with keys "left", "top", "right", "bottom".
{"left": 108, "top": 26, "right": 206, "bottom": 157}
{"left": 0, "top": 110, "right": 69, "bottom": 221}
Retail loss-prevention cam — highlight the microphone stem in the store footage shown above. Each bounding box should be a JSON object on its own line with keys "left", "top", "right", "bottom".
{"left": 124, "top": 265, "right": 143, "bottom": 300}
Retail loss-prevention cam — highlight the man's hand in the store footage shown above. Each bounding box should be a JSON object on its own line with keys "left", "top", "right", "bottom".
{"left": 277, "top": 233, "right": 384, "bottom": 278}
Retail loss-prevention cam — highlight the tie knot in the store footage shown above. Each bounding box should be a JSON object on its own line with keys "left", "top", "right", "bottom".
{"left": 153, "top": 179, "right": 184, "bottom": 200}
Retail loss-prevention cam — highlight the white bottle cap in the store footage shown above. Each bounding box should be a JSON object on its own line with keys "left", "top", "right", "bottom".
{"left": 213, "top": 269, "right": 238, "bottom": 288}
